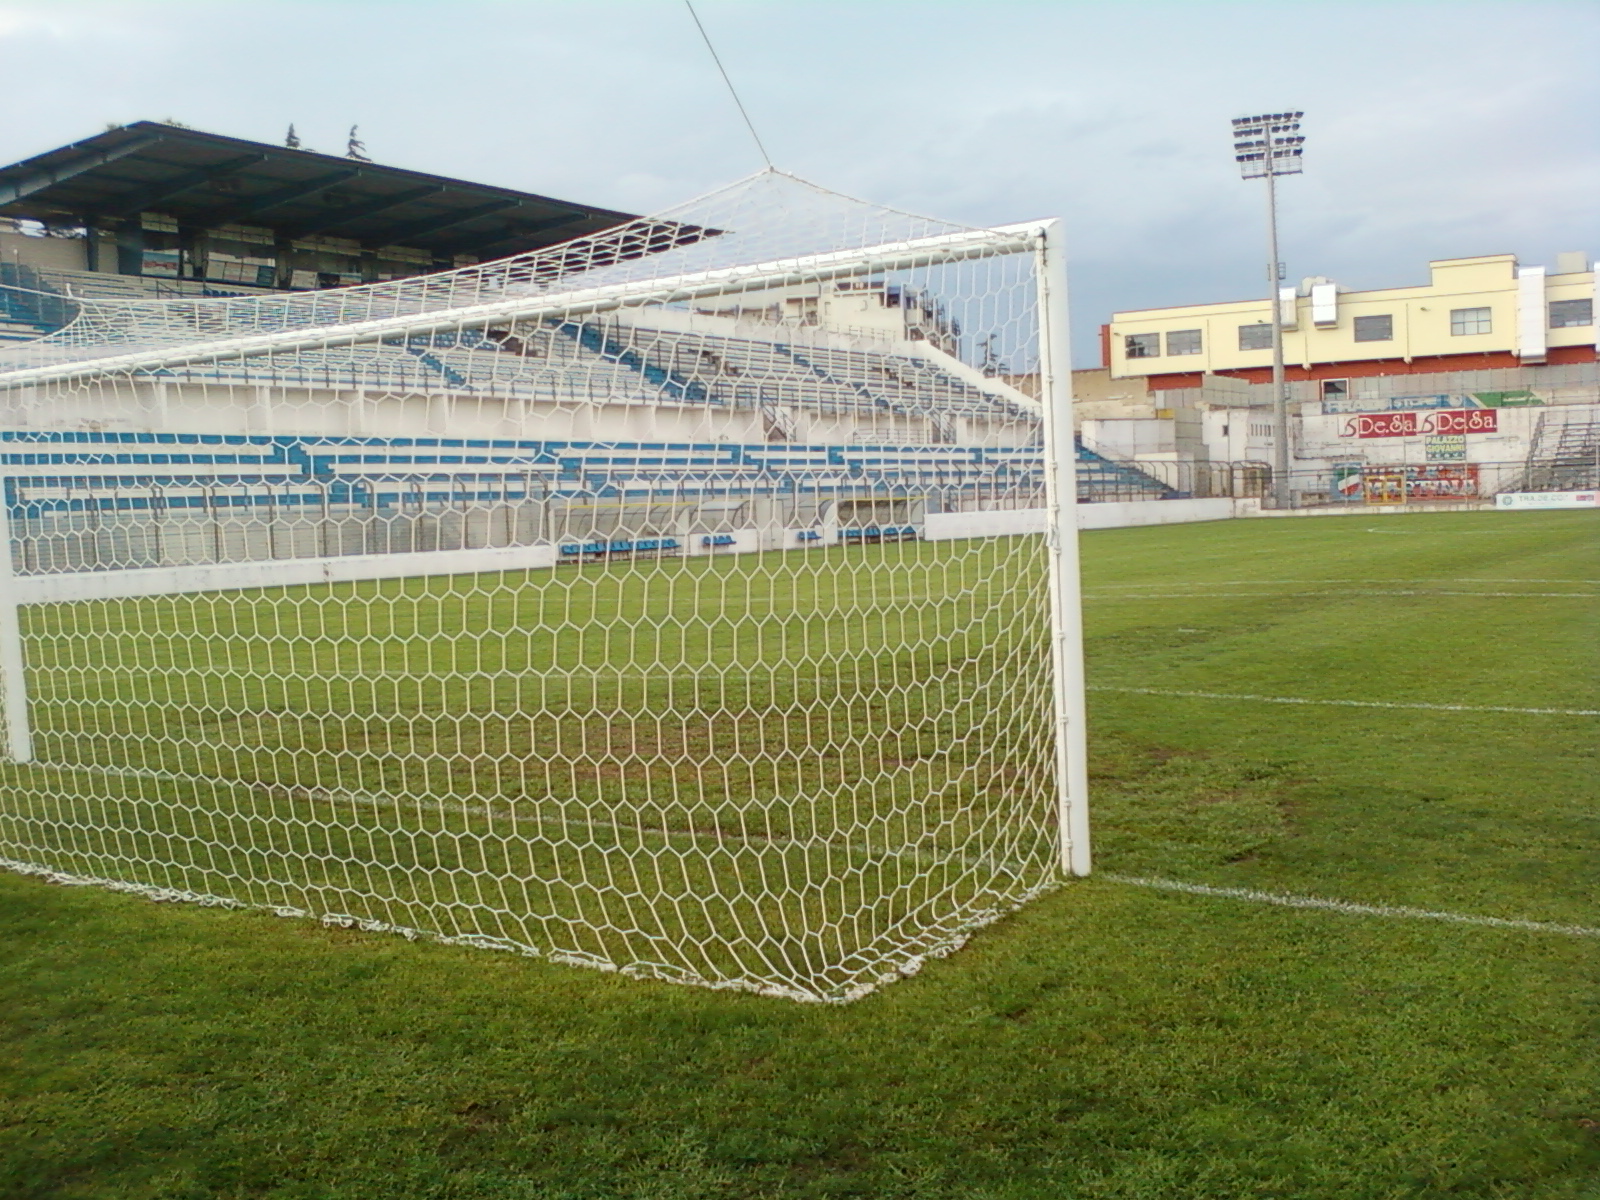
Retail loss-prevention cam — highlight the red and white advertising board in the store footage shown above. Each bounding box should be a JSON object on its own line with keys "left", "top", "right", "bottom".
{"left": 1341, "top": 410, "right": 1498, "bottom": 439}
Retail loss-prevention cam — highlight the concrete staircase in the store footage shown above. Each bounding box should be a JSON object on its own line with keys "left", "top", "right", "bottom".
{"left": 1074, "top": 439, "right": 1179, "bottom": 502}
{"left": 1520, "top": 407, "right": 1600, "bottom": 492}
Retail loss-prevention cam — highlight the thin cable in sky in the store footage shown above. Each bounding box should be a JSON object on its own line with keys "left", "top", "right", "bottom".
{"left": 683, "top": 0, "right": 774, "bottom": 169}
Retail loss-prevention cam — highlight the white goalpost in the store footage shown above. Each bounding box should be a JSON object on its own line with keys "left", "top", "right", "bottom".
{"left": 0, "top": 172, "right": 1086, "bottom": 1001}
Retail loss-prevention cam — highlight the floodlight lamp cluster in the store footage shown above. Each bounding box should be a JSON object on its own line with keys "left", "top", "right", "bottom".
{"left": 1232, "top": 111, "right": 1305, "bottom": 179}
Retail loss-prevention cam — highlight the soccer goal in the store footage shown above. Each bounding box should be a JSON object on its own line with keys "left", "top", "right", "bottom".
{"left": 0, "top": 173, "right": 1086, "bottom": 1002}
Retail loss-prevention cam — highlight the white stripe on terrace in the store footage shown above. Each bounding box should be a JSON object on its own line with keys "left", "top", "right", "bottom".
{"left": 1105, "top": 875, "right": 1600, "bottom": 938}
{"left": 1088, "top": 685, "right": 1598, "bottom": 717}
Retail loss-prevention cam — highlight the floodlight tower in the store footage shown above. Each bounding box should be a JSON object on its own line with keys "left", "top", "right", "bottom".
{"left": 1232, "top": 111, "right": 1304, "bottom": 508}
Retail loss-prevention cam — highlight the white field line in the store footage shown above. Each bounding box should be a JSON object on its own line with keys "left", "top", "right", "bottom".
{"left": 9, "top": 852, "right": 1594, "bottom": 954}
{"left": 27, "top": 667, "right": 1595, "bottom": 717}
{"left": 1104, "top": 875, "right": 1600, "bottom": 938}
{"left": 1085, "top": 578, "right": 1600, "bottom": 587}
{"left": 1083, "top": 590, "right": 1596, "bottom": 599}
{"left": 1088, "top": 685, "right": 1598, "bottom": 717}
{"left": 1358, "top": 528, "right": 1536, "bottom": 536}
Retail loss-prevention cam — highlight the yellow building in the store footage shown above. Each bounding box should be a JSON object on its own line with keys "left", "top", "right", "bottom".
{"left": 1106, "top": 253, "right": 1595, "bottom": 389}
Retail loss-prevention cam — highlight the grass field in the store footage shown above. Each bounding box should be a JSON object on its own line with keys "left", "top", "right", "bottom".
{"left": 2, "top": 508, "right": 1596, "bottom": 1198}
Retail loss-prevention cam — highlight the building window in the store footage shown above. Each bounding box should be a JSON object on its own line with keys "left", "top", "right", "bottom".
{"left": 1125, "top": 333, "right": 1160, "bottom": 359}
{"left": 1550, "top": 298, "right": 1593, "bottom": 328}
{"left": 1450, "top": 307, "right": 1492, "bottom": 335}
{"left": 1321, "top": 379, "right": 1348, "bottom": 399}
{"left": 1353, "top": 314, "right": 1393, "bottom": 342}
{"left": 1166, "top": 329, "right": 1202, "bottom": 355}
{"left": 1238, "top": 323, "right": 1273, "bottom": 351}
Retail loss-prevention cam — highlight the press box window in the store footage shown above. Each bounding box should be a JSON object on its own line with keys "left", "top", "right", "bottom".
{"left": 1165, "top": 329, "right": 1202, "bottom": 355}
{"left": 1124, "top": 333, "right": 1160, "bottom": 359}
{"left": 1238, "top": 323, "right": 1273, "bottom": 351}
{"left": 1450, "top": 307, "right": 1492, "bottom": 336}
{"left": 1550, "top": 299, "right": 1593, "bottom": 328}
{"left": 1321, "top": 379, "right": 1348, "bottom": 399}
{"left": 1353, "top": 314, "right": 1393, "bottom": 342}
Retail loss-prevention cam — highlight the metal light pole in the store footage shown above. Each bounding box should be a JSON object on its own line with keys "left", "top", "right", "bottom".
{"left": 1232, "top": 112, "right": 1304, "bottom": 508}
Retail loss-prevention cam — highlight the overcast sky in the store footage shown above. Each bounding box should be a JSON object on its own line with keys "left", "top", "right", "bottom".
{"left": 2, "top": 0, "right": 1596, "bottom": 363}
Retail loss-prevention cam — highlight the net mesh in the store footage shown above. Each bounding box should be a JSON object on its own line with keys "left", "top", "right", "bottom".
{"left": 0, "top": 171, "right": 1071, "bottom": 1002}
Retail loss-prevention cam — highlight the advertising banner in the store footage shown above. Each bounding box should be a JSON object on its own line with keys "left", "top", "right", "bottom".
{"left": 1432, "top": 409, "right": 1498, "bottom": 435}
{"left": 1320, "top": 390, "right": 1541, "bottom": 415}
{"left": 1343, "top": 412, "right": 1418, "bottom": 438}
{"left": 1495, "top": 492, "right": 1600, "bottom": 509}
{"left": 1425, "top": 435, "right": 1467, "bottom": 462}
{"left": 1322, "top": 393, "right": 1454, "bottom": 415}
{"left": 139, "top": 249, "right": 180, "bottom": 278}
{"left": 1340, "top": 410, "right": 1498, "bottom": 438}
{"left": 1361, "top": 464, "right": 1481, "bottom": 503}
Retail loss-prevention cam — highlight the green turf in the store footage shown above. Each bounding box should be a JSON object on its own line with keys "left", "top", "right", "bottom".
{"left": 1, "top": 509, "right": 1597, "bottom": 1198}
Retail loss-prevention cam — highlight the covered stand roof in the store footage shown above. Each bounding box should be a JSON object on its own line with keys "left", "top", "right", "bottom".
{"left": 0, "top": 121, "right": 641, "bottom": 259}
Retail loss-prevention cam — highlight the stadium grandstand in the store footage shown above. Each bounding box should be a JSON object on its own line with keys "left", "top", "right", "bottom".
{"left": 0, "top": 122, "right": 1177, "bottom": 578}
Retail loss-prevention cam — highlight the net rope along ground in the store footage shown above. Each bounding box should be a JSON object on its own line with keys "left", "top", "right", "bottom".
{"left": 0, "top": 173, "right": 1088, "bottom": 1003}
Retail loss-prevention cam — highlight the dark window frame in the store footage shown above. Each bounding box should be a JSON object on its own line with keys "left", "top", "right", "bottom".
{"left": 1238, "top": 323, "right": 1273, "bottom": 351}
{"left": 1124, "top": 332, "right": 1160, "bottom": 359}
{"left": 1352, "top": 314, "right": 1393, "bottom": 342}
{"left": 1165, "top": 328, "right": 1202, "bottom": 356}
{"left": 1549, "top": 298, "right": 1593, "bottom": 328}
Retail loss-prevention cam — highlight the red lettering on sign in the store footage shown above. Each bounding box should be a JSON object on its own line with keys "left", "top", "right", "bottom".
{"left": 1342, "top": 412, "right": 1419, "bottom": 438}
{"left": 1342, "top": 410, "right": 1499, "bottom": 437}
{"left": 1430, "top": 409, "right": 1498, "bottom": 435}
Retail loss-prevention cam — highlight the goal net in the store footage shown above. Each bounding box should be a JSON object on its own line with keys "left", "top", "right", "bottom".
{"left": 0, "top": 172, "right": 1086, "bottom": 1002}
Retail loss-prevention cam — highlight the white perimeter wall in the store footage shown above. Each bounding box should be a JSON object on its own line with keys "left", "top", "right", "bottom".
{"left": 21, "top": 495, "right": 1533, "bottom": 606}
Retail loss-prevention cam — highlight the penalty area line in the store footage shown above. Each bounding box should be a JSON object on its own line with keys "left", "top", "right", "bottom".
{"left": 1088, "top": 685, "right": 1598, "bottom": 717}
{"left": 1104, "top": 874, "right": 1600, "bottom": 938}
